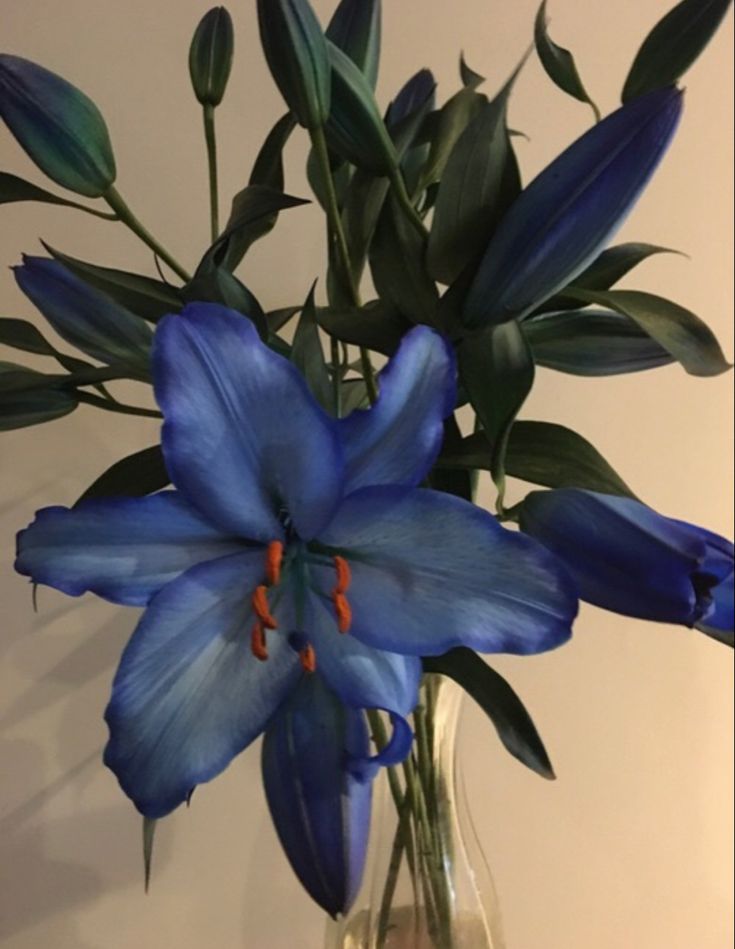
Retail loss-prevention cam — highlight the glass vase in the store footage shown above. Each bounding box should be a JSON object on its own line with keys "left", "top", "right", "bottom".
{"left": 325, "top": 674, "right": 506, "bottom": 949}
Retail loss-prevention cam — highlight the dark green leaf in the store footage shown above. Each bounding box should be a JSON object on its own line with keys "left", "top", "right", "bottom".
{"left": 256, "top": 0, "right": 331, "bottom": 130}
{"left": 534, "top": 0, "right": 600, "bottom": 120}
{"left": 267, "top": 306, "right": 301, "bottom": 333}
{"left": 622, "top": 0, "right": 733, "bottom": 102}
{"left": 76, "top": 445, "right": 170, "bottom": 505}
{"left": 326, "top": 41, "right": 397, "bottom": 175}
{"left": 142, "top": 817, "right": 157, "bottom": 893}
{"left": 340, "top": 377, "right": 369, "bottom": 413}
{"left": 189, "top": 7, "right": 234, "bottom": 107}
{"left": 41, "top": 243, "right": 183, "bottom": 323}
{"left": 0, "top": 317, "right": 57, "bottom": 356}
{"left": 418, "top": 86, "right": 487, "bottom": 190}
{"left": 523, "top": 308, "right": 675, "bottom": 375}
{"left": 326, "top": 0, "right": 381, "bottom": 90}
{"left": 427, "top": 58, "right": 525, "bottom": 285}
{"left": 458, "top": 321, "right": 535, "bottom": 485}
{"left": 562, "top": 288, "right": 731, "bottom": 377}
{"left": 291, "top": 284, "right": 332, "bottom": 411}
{"left": 0, "top": 171, "right": 105, "bottom": 214}
{"left": 218, "top": 185, "right": 310, "bottom": 270}
{"left": 440, "top": 421, "right": 636, "bottom": 498}
{"left": 369, "top": 196, "right": 438, "bottom": 325}
{"left": 0, "top": 361, "right": 78, "bottom": 429}
{"left": 317, "top": 300, "right": 410, "bottom": 355}
{"left": 183, "top": 260, "right": 267, "bottom": 338}
{"left": 459, "top": 53, "right": 485, "bottom": 89}
{"left": 428, "top": 414, "right": 476, "bottom": 502}
{"left": 423, "top": 648, "right": 555, "bottom": 779}
{"left": 249, "top": 113, "right": 297, "bottom": 191}
{"left": 539, "top": 242, "right": 682, "bottom": 312}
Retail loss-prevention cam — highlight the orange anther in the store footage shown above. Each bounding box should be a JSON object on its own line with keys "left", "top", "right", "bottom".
{"left": 265, "top": 541, "right": 284, "bottom": 586}
{"left": 251, "top": 623, "right": 269, "bottom": 661}
{"left": 333, "top": 591, "right": 352, "bottom": 634}
{"left": 299, "top": 644, "right": 317, "bottom": 674}
{"left": 333, "top": 555, "right": 351, "bottom": 594}
{"left": 252, "top": 585, "right": 278, "bottom": 629}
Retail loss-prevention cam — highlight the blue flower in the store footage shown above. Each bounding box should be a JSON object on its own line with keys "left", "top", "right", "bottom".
{"left": 16, "top": 304, "right": 577, "bottom": 912}
{"left": 520, "top": 489, "right": 734, "bottom": 643}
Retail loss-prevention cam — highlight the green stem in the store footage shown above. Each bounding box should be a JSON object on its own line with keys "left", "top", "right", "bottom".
{"left": 309, "top": 125, "right": 378, "bottom": 405}
{"left": 203, "top": 104, "right": 219, "bottom": 243}
{"left": 103, "top": 186, "right": 191, "bottom": 283}
{"left": 330, "top": 337, "right": 342, "bottom": 418}
{"left": 389, "top": 169, "right": 429, "bottom": 240}
{"left": 68, "top": 201, "right": 120, "bottom": 222}
{"left": 75, "top": 391, "right": 162, "bottom": 419}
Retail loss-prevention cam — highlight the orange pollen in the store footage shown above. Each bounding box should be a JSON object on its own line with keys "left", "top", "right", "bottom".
{"left": 333, "top": 555, "right": 352, "bottom": 594}
{"left": 251, "top": 623, "right": 269, "bottom": 662}
{"left": 265, "top": 541, "right": 284, "bottom": 586}
{"left": 333, "top": 591, "right": 352, "bottom": 634}
{"left": 299, "top": 644, "right": 317, "bottom": 674}
{"left": 252, "top": 585, "right": 277, "bottom": 629}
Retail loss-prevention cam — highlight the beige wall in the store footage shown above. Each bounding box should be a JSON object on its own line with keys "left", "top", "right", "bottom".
{"left": 0, "top": 1, "right": 732, "bottom": 947}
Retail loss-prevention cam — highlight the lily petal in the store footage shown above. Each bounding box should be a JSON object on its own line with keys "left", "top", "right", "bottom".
{"left": 261, "top": 675, "right": 372, "bottom": 918}
{"left": 154, "top": 304, "right": 343, "bottom": 542}
{"left": 15, "top": 492, "right": 246, "bottom": 606}
{"left": 338, "top": 326, "right": 456, "bottom": 492}
{"left": 104, "top": 551, "right": 300, "bottom": 818}
{"left": 316, "top": 485, "right": 577, "bottom": 656}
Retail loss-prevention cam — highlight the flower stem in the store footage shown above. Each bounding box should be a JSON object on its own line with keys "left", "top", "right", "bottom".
{"left": 75, "top": 391, "right": 162, "bottom": 419}
{"left": 203, "top": 104, "right": 220, "bottom": 243}
{"left": 389, "top": 168, "right": 429, "bottom": 240}
{"left": 103, "top": 186, "right": 191, "bottom": 283}
{"left": 308, "top": 125, "right": 378, "bottom": 405}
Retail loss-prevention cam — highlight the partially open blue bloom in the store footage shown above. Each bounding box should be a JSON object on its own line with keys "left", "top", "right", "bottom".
{"left": 16, "top": 304, "right": 577, "bottom": 912}
{"left": 520, "top": 489, "right": 734, "bottom": 643}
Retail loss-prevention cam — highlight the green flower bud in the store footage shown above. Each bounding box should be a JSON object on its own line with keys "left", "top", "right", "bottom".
{"left": 0, "top": 54, "right": 116, "bottom": 198}
{"left": 189, "top": 7, "right": 234, "bottom": 108}
{"left": 256, "top": 0, "right": 331, "bottom": 130}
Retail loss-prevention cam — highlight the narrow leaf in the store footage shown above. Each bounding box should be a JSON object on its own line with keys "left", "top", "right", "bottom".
{"left": 562, "top": 288, "right": 731, "bottom": 377}
{"left": 0, "top": 362, "right": 78, "bottom": 430}
{"left": 142, "top": 817, "right": 157, "bottom": 893}
{"left": 622, "top": 0, "right": 733, "bottom": 102}
{"left": 458, "top": 321, "right": 535, "bottom": 485}
{"left": 292, "top": 284, "right": 332, "bottom": 411}
{"left": 76, "top": 446, "right": 170, "bottom": 505}
{"left": 534, "top": 0, "right": 600, "bottom": 120}
{"left": 423, "top": 648, "right": 555, "bottom": 779}
{"left": 317, "top": 300, "right": 411, "bottom": 355}
{"left": 418, "top": 86, "right": 487, "bottom": 190}
{"left": 459, "top": 53, "right": 485, "bottom": 89}
{"left": 326, "top": 0, "right": 381, "bottom": 90}
{"left": 523, "top": 308, "right": 675, "bottom": 375}
{"left": 218, "top": 185, "right": 310, "bottom": 267}
{"left": 249, "top": 113, "right": 297, "bottom": 191}
{"left": 0, "top": 171, "right": 104, "bottom": 213}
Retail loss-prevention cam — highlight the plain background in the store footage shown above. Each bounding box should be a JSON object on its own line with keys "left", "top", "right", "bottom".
{"left": 0, "top": 1, "right": 732, "bottom": 947}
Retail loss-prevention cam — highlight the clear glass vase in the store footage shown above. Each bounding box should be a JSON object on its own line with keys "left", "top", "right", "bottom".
{"left": 325, "top": 674, "right": 505, "bottom": 949}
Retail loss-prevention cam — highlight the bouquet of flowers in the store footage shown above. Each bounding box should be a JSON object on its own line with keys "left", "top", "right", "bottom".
{"left": 1, "top": 1, "right": 732, "bottom": 946}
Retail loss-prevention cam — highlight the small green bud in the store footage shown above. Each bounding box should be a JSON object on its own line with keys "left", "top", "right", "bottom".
{"left": 189, "top": 7, "right": 234, "bottom": 108}
{"left": 0, "top": 54, "right": 116, "bottom": 198}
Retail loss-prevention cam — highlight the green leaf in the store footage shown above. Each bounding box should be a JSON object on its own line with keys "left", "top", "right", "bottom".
{"left": 249, "top": 113, "right": 297, "bottom": 192}
{"left": 428, "top": 414, "right": 476, "bottom": 502}
{"left": 0, "top": 317, "right": 58, "bottom": 356}
{"left": 217, "top": 184, "right": 310, "bottom": 270}
{"left": 0, "top": 171, "right": 107, "bottom": 216}
{"left": 76, "top": 445, "right": 169, "bottom": 505}
{"left": 458, "top": 321, "right": 535, "bottom": 487}
{"left": 440, "top": 420, "right": 636, "bottom": 498}
{"left": 183, "top": 260, "right": 267, "bottom": 339}
{"left": 459, "top": 53, "right": 485, "bottom": 90}
{"left": 523, "top": 308, "right": 675, "bottom": 375}
{"left": 340, "top": 377, "right": 369, "bottom": 413}
{"left": 291, "top": 284, "right": 332, "bottom": 411}
{"left": 0, "top": 362, "right": 78, "bottom": 430}
{"left": 369, "top": 197, "right": 438, "bottom": 326}
{"left": 326, "top": 41, "right": 398, "bottom": 175}
{"left": 622, "top": 0, "right": 733, "bottom": 102}
{"left": 418, "top": 86, "right": 487, "bottom": 190}
{"left": 189, "top": 7, "right": 235, "bottom": 108}
{"left": 142, "top": 817, "right": 157, "bottom": 893}
{"left": 317, "top": 300, "right": 410, "bottom": 355}
{"left": 562, "top": 288, "right": 731, "bottom": 377}
{"left": 256, "top": 0, "right": 331, "bottom": 130}
{"left": 427, "top": 58, "right": 525, "bottom": 285}
{"left": 267, "top": 306, "right": 301, "bottom": 333}
{"left": 539, "top": 242, "right": 682, "bottom": 312}
{"left": 423, "top": 648, "right": 555, "bottom": 779}
{"left": 41, "top": 243, "right": 183, "bottom": 323}
{"left": 534, "top": 0, "right": 600, "bottom": 121}
{"left": 326, "top": 0, "right": 381, "bottom": 90}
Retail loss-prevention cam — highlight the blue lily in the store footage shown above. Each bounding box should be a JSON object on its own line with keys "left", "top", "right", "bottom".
{"left": 16, "top": 304, "right": 577, "bottom": 912}
{"left": 14, "top": 256, "right": 152, "bottom": 374}
{"left": 519, "top": 489, "right": 734, "bottom": 643}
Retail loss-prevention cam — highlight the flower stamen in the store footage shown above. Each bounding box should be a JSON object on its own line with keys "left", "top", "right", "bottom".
{"left": 265, "top": 541, "right": 284, "bottom": 586}
{"left": 252, "top": 584, "right": 278, "bottom": 629}
{"left": 299, "top": 643, "right": 316, "bottom": 673}
{"left": 333, "top": 555, "right": 351, "bottom": 593}
{"left": 251, "top": 622, "right": 269, "bottom": 661}
{"left": 333, "top": 591, "right": 352, "bottom": 634}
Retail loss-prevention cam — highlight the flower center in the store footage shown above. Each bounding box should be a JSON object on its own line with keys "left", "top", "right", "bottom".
{"left": 249, "top": 543, "right": 353, "bottom": 671}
